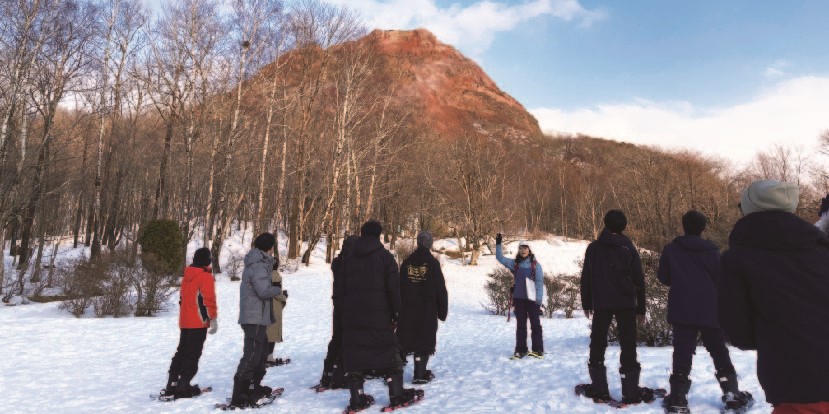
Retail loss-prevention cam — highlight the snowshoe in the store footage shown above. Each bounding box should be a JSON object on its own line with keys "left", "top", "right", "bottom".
{"left": 721, "top": 391, "right": 754, "bottom": 414}
{"left": 215, "top": 387, "right": 284, "bottom": 410}
{"left": 151, "top": 386, "right": 212, "bottom": 401}
{"left": 381, "top": 389, "right": 424, "bottom": 412}
{"left": 575, "top": 383, "right": 620, "bottom": 407}
{"left": 527, "top": 351, "right": 544, "bottom": 359}
{"left": 342, "top": 394, "right": 375, "bottom": 414}
{"left": 663, "top": 395, "right": 691, "bottom": 413}
{"left": 265, "top": 358, "right": 291, "bottom": 368}
{"left": 412, "top": 370, "right": 435, "bottom": 385}
{"left": 509, "top": 351, "right": 528, "bottom": 360}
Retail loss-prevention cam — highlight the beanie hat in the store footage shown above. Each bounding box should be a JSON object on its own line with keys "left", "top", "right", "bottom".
{"left": 740, "top": 180, "right": 799, "bottom": 216}
{"left": 604, "top": 209, "right": 627, "bottom": 233}
{"left": 192, "top": 247, "right": 212, "bottom": 267}
{"left": 360, "top": 220, "right": 383, "bottom": 238}
{"left": 517, "top": 241, "right": 532, "bottom": 254}
{"left": 682, "top": 210, "right": 707, "bottom": 236}
{"left": 253, "top": 232, "right": 277, "bottom": 252}
{"left": 416, "top": 231, "right": 433, "bottom": 249}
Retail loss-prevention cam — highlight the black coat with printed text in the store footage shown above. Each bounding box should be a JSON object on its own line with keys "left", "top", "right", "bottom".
{"left": 396, "top": 247, "right": 449, "bottom": 355}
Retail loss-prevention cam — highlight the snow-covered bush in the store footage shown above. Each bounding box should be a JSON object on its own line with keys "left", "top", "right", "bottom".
{"left": 58, "top": 259, "right": 107, "bottom": 317}
{"left": 225, "top": 253, "right": 243, "bottom": 281}
{"left": 482, "top": 268, "right": 513, "bottom": 316}
{"left": 133, "top": 255, "right": 175, "bottom": 317}
{"left": 92, "top": 260, "right": 134, "bottom": 318}
{"left": 544, "top": 274, "right": 581, "bottom": 318}
{"left": 393, "top": 238, "right": 416, "bottom": 263}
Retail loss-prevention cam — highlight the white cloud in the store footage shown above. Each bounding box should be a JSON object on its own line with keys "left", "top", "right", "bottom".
{"left": 321, "top": 0, "right": 606, "bottom": 56}
{"left": 763, "top": 59, "right": 790, "bottom": 78}
{"left": 530, "top": 76, "right": 829, "bottom": 165}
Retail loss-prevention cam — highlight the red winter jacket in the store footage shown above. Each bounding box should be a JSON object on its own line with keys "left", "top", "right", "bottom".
{"left": 179, "top": 266, "right": 218, "bottom": 329}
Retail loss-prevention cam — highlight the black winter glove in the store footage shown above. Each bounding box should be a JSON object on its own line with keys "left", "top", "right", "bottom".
{"left": 496, "top": 233, "right": 502, "bottom": 245}
{"left": 272, "top": 281, "right": 282, "bottom": 288}
{"left": 282, "top": 290, "right": 288, "bottom": 298}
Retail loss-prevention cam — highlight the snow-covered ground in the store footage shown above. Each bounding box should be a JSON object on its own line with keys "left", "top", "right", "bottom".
{"left": 0, "top": 235, "right": 771, "bottom": 413}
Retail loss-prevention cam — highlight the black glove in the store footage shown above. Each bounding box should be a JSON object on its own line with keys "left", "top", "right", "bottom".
{"left": 282, "top": 290, "right": 288, "bottom": 298}
{"left": 820, "top": 194, "right": 829, "bottom": 217}
{"left": 272, "top": 281, "right": 282, "bottom": 288}
{"left": 495, "top": 233, "right": 502, "bottom": 245}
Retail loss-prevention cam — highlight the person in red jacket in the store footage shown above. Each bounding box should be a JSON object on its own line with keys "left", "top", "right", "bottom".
{"left": 162, "top": 247, "right": 218, "bottom": 399}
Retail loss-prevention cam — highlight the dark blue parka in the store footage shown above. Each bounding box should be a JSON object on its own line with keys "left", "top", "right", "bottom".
{"left": 720, "top": 211, "right": 829, "bottom": 404}
{"left": 657, "top": 235, "right": 721, "bottom": 327}
{"left": 581, "top": 229, "right": 647, "bottom": 314}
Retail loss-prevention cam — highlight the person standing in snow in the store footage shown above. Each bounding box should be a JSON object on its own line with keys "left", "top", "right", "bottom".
{"left": 315, "top": 235, "right": 359, "bottom": 390}
{"left": 396, "top": 231, "right": 448, "bottom": 384}
{"left": 494, "top": 233, "right": 545, "bottom": 359}
{"left": 162, "top": 247, "right": 218, "bottom": 399}
{"left": 658, "top": 210, "right": 753, "bottom": 413}
{"left": 719, "top": 180, "right": 829, "bottom": 413}
{"left": 230, "top": 232, "right": 283, "bottom": 408}
{"left": 340, "top": 220, "right": 423, "bottom": 412}
{"left": 265, "top": 257, "right": 289, "bottom": 367}
{"left": 578, "top": 210, "right": 657, "bottom": 405}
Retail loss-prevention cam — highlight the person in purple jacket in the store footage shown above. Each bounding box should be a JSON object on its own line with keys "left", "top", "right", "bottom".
{"left": 658, "top": 210, "right": 753, "bottom": 414}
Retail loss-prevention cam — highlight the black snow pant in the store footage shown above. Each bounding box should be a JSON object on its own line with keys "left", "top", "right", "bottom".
{"left": 589, "top": 309, "right": 639, "bottom": 371}
{"left": 324, "top": 307, "right": 344, "bottom": 371}
{"left": 671, "top": 324, "right": 736, "bottom": 376}
{"left": 168, "top": 328, "right": 208, "bottom": 383}
{"left": 514, "top": 298, "right": 544, "bottom": 353}
{"left": 234, "top": 324, "right": 268, "bottom": 385}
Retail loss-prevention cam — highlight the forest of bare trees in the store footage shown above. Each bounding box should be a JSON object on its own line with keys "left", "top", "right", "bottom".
{"left": 1, "top": 0, "right": 827, "bottom": 302}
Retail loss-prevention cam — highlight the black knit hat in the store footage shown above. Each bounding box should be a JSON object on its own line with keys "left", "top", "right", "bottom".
{"left": 682, "top": 210, "right": 707, "bottom": 236}
{"left": 603, "top": 209, "right": 627, "bottom": 234}
{"left": 192, "top": 247, "right": 212, "bottom": 267}
{"left": 253, "top": 232, "right": 277, "bottom": 252}
{"left": 360, "top": 220, "right": 383, "bottom": 238}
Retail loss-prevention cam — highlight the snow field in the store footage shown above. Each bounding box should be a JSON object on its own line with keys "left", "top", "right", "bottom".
{"left": 0, "top": 236, "right": 771, "bottom": 413}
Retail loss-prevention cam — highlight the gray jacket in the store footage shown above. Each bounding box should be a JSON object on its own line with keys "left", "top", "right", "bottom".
{"left": 238, "top": 248, "right": 282, "bottom": 326}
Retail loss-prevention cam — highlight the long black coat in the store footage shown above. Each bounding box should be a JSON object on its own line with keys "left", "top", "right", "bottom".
{"left": 720, "top": 211, "right": 829, "bottom": 404}
{"left": 396, "top": 247, "right": 448, "bottom": 355}
{"left": 581, "top": 229, "right": 646, "bottom": 314}
{"left": 657, "top": 235, "right": 721, "bottom": 327}
{"left": 340, "top": 236, "right": 402, "bottom": 372}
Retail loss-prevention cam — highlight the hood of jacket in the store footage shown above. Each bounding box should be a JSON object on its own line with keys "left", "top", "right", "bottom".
{"left": 597, "top": 228, "right": 631, "bottom": 248}
{"left": 673, "top": 235, "right": 719, "bottom": 252}
{"left": 183, "top": 266, "right": 209, "bottom": 283}
{"left": 353, "top": 236, "right": 384, "bottom": 257}
{"left": 244, "top": 248, "right": 274, "bottom": 267}
{"left": 338, "top": 235, "right": 360, "bottom": 259}
{"left": 729, "top": 211, "right": 829, "bottom": 251}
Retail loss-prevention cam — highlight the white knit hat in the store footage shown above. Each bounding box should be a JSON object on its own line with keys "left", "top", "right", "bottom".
{"left": 740, "top": 179, "right": 799, "bottom": 215}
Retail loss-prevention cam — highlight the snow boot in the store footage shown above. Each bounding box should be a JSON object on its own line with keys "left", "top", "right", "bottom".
{"left": 345, "top": 373, "right": 374, "bottom": 412}
{"left": 582, "top": 363, "right": 612, "bottom": 402}
{"left": 510, "top": 350, "right": 528, "bottom": 360}
{"left": 174, "top": 374, "right": 202, "bottom": 399}
{"left": 663, "top": 374, "right": 691, "bottom": 413}
{"left": 717, "top": 370, "right": 754, "bottom": 412}
{"left": 386, "top": 372, "right": 423, "bottom": 408}
{"left": 620, "top": 366, "right": 656, "bottom": 404}
{"left": 163, "top": 372, "right": 178, "bottom": 396}
{"left": 230, "top": 378, "right": 255, "bottom": 408}
{"left": 252, "top": 382, "right": 273, "bottom": 400}
{"left": 412, "top": 354, "right": 435, "bottom": 384}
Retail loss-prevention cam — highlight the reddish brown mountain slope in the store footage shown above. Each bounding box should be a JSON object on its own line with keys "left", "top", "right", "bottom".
{"left": 366, "top": 28, "right": 542, "bottom": 141}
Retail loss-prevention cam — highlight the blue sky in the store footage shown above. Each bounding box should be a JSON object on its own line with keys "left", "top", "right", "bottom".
{"left": 483, "top": 0, "right": 829, "bottom": 110}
